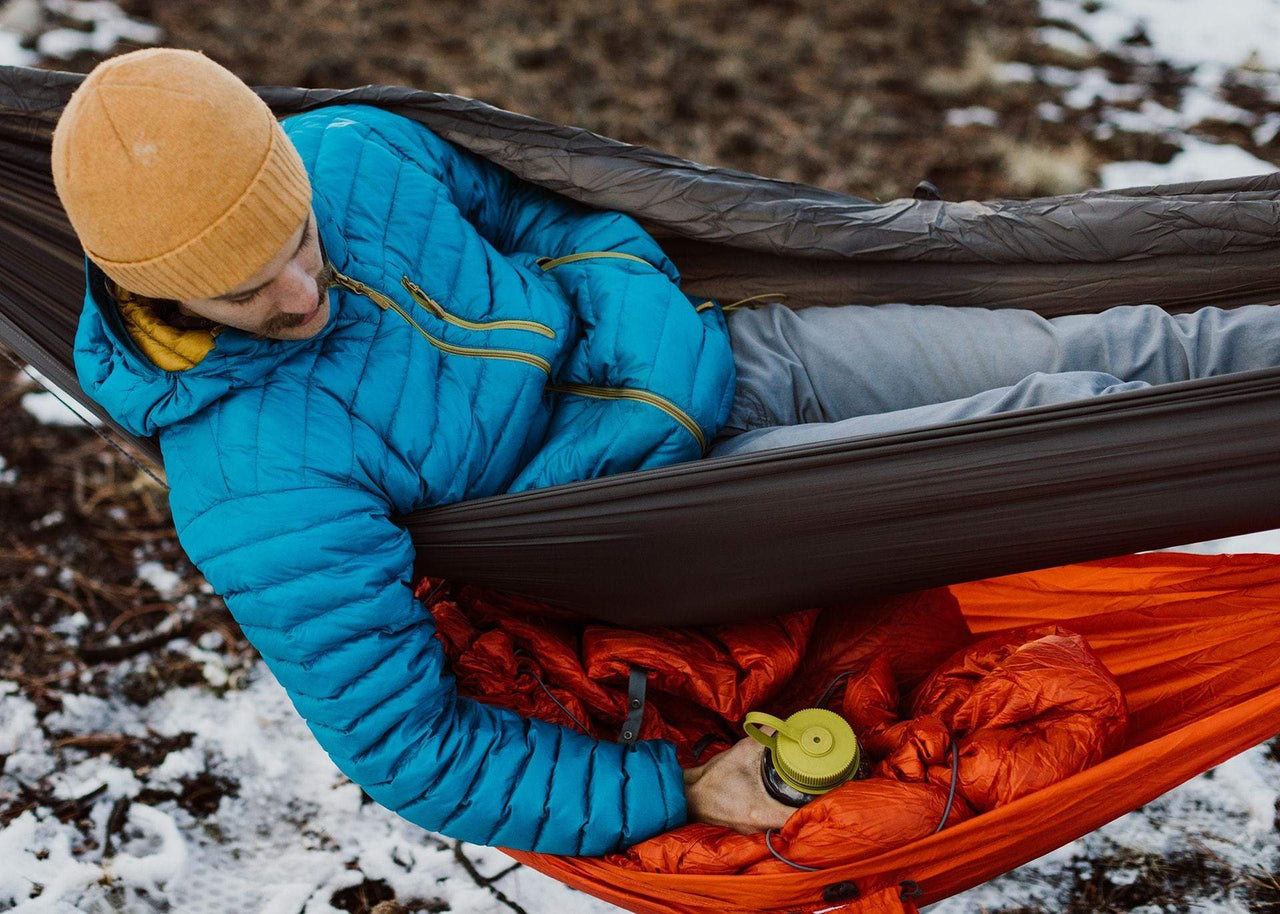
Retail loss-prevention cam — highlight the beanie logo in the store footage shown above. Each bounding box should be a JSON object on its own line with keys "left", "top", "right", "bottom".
{"left": 132, "top": 141, "right": 159, "bottom": 164}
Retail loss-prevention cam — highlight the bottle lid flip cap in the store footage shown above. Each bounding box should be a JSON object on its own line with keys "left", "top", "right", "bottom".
{"left": 744, "top": 708, "right": 862, "bottom": 794}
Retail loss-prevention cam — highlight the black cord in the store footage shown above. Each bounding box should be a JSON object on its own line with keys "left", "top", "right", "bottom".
{"left": 816, "top": 664, "right": 960, "bottom": 834}
{"left": 755, "top": 667, "right": 858, "bottom": 873}
{"left": 935, "top": 736, "right": 959, "bottom": 834}
{"left": 691, "top": 733, "right": 720, "bottom": 762}
{"left": 511, "top": 648, "right": 591, "bottom": 733}
{"left": 764, "top": 828, "right": 818, "bottom": 871}
{"left": 814, "top": 668, "right": 862, "bottom": 709}
{"left": 515, "top": 638, "right": 958, "bottom": 876}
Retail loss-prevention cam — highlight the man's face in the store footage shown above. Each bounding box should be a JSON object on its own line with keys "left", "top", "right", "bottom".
{"left": 178, "top": 206, "right": 333, "bottom": 340}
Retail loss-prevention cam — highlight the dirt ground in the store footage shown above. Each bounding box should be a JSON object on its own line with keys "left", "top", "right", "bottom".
{"left": 44, "top": 0, "right": 1217, "bottom": 201}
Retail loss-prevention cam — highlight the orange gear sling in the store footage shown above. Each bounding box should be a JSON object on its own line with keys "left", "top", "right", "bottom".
{"left": 420, "top": 550, "right": 1280, "bottom": 913}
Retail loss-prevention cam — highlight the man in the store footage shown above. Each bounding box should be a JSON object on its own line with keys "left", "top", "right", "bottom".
{"left": 54, "top": 46, "right": 792, "bottom": 856}
{"left": 54, "top": 47, "right": 1280, "bottom": 857}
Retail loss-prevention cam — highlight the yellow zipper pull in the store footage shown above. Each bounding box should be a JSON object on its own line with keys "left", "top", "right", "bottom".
{"left": 400, "top": 275, "right": 446, "bottom": 318}
{"left": 333, "top": 271, "right": 391, "bottom": 310}
{"left": 722, "top": 292, "right": 789, "bottom": 312}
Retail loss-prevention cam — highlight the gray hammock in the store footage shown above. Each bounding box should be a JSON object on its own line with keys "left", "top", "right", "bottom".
{"left": 3, "top": 63, "right": 1279, "bottom": 625}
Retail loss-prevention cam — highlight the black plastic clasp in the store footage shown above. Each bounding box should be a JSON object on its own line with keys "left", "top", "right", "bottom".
{"left": 822, "top": 881, "right": 860, "bottom": 902}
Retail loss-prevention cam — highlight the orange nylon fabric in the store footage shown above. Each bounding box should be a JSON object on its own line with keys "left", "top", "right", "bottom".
{"left": 422, "top": 581, "right": 973, "bottom": 767}
{"left": 422, "top": 551, "right": 1280, "bottom": 913}
{"left": 610, "top": 625, "right": 1126, "bottom": 876}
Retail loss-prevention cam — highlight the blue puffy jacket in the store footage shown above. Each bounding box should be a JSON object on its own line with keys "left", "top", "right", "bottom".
{"left": 72, "top": 103, "right": 736, "bottom": 854}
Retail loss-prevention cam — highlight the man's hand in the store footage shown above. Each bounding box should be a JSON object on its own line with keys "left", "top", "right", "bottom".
{"left": 683, "top": 733, "right": 797, "bottom": 834}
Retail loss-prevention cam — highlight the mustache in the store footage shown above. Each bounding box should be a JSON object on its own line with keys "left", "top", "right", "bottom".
{"left": 261, "top": 261, "right": 336, "bottom": 336}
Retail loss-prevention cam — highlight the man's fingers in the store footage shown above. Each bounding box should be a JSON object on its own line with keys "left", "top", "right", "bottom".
{"left": 736, "top": 733, "right": 769, "bottom": 762}
{"left": 686, "top": 733, "right": 806, "bottom": 835}
{"left": 761, "top": 796, "right": 794, "bottom": 830}
{"left": 739, "top": 797, "right": 794, "bottom": 834}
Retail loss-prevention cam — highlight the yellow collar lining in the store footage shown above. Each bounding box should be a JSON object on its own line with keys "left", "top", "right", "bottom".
{"left": 107, "top": 279, "right": 219, "bottom": 372}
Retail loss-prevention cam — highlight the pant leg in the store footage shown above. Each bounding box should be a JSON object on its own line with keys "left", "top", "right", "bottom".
{"left": 722, "top": 301, "right": 1280, "bottom": 434}
{"left": 708, "top": 370, "right": 1151, "bottom": 458}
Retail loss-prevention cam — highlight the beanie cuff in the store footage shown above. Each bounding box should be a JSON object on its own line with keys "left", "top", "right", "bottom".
{"left": 89, "top": 118, "right": 312, "bottom": 301}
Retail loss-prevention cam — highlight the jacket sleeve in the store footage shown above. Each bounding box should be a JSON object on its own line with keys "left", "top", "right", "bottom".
{"left": 176, "top": 482, "right": 688, "bottom": 855}
{"left": 326, "top": 103, "right": 684, "bottom": 285}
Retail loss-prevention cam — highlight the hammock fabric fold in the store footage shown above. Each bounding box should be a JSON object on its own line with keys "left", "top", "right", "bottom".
{"left": 3, "top": 65, "right": 1280, "bottom": 624}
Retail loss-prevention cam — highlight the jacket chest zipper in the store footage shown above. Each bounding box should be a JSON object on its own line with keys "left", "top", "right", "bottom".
{"left": 536, "top": 250, "right": 657, "bottom": 271}
{"left": 333, "top": 262, "right": 707, "bottom": 453}
{"left": 547, "top": 382, "right": 707, "bottom": 452}
{"left": 330, "top": 269, "right": 552, "bottom": 375}
{"left": 400, "top": 275, "right": 556, "bottom": 338}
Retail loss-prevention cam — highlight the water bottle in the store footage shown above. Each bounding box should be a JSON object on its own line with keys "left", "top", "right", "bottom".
{"left": 744, "top": 708, "right": 864, "bottom": 807}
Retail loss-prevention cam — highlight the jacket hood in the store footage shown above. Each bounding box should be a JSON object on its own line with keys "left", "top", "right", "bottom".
{"left": 73, "top": 225, "right": 342, "bottom": 438}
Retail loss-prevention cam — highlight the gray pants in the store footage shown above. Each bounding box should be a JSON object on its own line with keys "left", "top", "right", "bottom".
{"left": 708, "top": 302, "right": 1280, "bottom": 458}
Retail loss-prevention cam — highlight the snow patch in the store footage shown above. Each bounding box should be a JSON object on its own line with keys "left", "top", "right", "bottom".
{"left": 1061, "top": 67, "right": 1146, "bottom": 108}
{"left": 1036, "top": 24, "right": 1094, "bottom": 57}
{"left": 1037, "top": 101, "right": 1065, "bottom": 122}
{"left": 0, "top": 27, "right": 37, "bottom": 66}
{"left": 36, "top": 0, "right": 161, "bottom": 59}
{"left": 50, "top": 757, "right": 141, "bottom": 803}
{"left": 20, "top": 390, "right": 102, "bottom": 428}
{"left": 1043, "top": 0, "right": 1280, "bottom": 72}
{"left": 0, "top": 668, "right": 622, "bottom": 913}
{"left": 946, "top": 106, "right": 1000, "bottom": 127}
{"left": 1099, "top": 134, "right": 1277, "bottom": 188}
{"left": 0, "top": 810, "right": 104, "bottom": 911}
{"left": 1158, "top": 527, "right": 1280, "bottom": 555}
{"left": 996, "top": 61, "right": 1036, "bottom": 82}
{"left": 1009, "top": 0, "right": 1280, "bottom": 193}
{"left": 932, "top": 743, "right": 1280, "bottom": 911}
{"left": 49, "top": 610, "right": 89, "bottom": 641}
{"left": 0, "top": 683, "right": 41, "bottom": 756}
{"left": 30, "top": 509, "right": 64, "bottom": 530}
{"left": 136, "top": 560, "right": 183, "bottom": 600}
{"left": 151, "top": 746, "right": 204, "bottom": 785}
{"left": 106, "top": 804, "right": 189, "bottom": 897}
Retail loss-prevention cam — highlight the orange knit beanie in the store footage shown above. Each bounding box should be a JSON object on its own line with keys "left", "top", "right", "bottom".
{"left": 50, "top": 47, "right": 312, "bottom": 301}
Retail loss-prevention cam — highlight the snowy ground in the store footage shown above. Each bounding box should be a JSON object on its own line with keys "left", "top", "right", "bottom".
{"left": 1035, "top": 0, "right": 1280, "bottom": 189}
{"left": 5, "top": 531, "right": 1280, "bottom": 914}
{"left": 4, "top": 0, "right": 1280, "bottom": 911}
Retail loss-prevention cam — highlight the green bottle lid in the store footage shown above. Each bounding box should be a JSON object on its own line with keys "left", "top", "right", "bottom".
{"left": 744, "top": 708, "right": 861, "bottom": 794}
